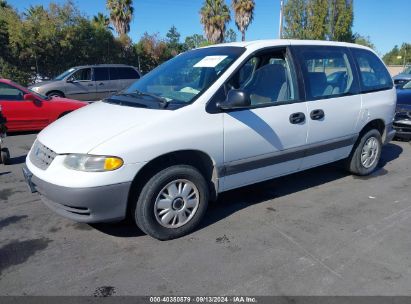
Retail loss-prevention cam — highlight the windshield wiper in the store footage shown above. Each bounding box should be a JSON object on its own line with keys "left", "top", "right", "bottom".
{"left": 126, "top": 90, "right": 169, "bottom": 108}
{"left": 105, "top": 97, "right": 148, "bottom": 108}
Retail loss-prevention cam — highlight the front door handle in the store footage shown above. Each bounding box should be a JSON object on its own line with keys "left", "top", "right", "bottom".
{"left": 87, "top": 83, "right": 94, "bottom": 87}
{"left": 98, "top": 83, "right": 104, "bottom": 86}
{"left": 289, "top": 112, "right": 306, "bottom": 124}
{"left": 310, "top": 109, "right": 325, "bottom": 120}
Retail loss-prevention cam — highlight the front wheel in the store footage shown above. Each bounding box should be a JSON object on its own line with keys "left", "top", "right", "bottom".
{"left": 345, "top": 129, "right": 382, "bottom": 176}
{"left": 133, "top": 165, "right": 209, "bottom": 240}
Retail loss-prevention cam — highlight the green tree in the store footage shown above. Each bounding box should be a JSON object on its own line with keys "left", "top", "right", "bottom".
{"left": 92, "top": 12, "right": 111, "bottom": 29}
{"left": 283, "top": 0, "right": 354, "bottom": 42}
{"left": 184, "top": 34, "right": 208, "bottom": 49}
{"left": 306, "top": 0, "right": 328, "bottom": 40}
{"left": 166, "top": 25, "right": 183, "bottom": 55}
{"left": 383, "top": 43, "right": 411, "bottom": 66}
{"left": 231, "top": 0, "right": 255, "bottom": 41}
{"left": 200, "top": 0, "right": 231, "bottom": 43}
{"left": 283, "top": 0, "right": 308, "bottom": 39}
{"left": 106, "top": 0, "right": 133, "bottom": 37}
{"left": 328, "top": 0, "right": 353, "bottom": 41}
{"left": 166, "top": 25, "right": 180, "bottom": 45}
{"left": 353, "top": 34, "right": 375, "bottom": 50}
{"left": 0, "top": 1, "right": 138, "bottom": 85}
{"left": 224, "top": 28, "right": 237, "bottom": 42}
{"left": 135, "top": 32, "right": 172, "bottom": 73}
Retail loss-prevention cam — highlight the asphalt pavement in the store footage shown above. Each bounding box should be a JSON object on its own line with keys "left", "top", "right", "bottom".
{"left": 0, "top": 133, "right": 411, "bottom": 296}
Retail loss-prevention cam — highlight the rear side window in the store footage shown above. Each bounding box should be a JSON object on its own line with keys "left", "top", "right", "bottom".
{"left": 351, "top": 48, "right": 393, "bottom": 92}
{"left": 117, "top": 67, "right": 140, "bottom": 80}
{"left": 295, "top": 46, "right": 357, "bottom": 100}
{"left": 94, "top": 68, "right": 110, "bottom": 81}
{"left": 109, "top": 68, "right": 119, "bottom": 80}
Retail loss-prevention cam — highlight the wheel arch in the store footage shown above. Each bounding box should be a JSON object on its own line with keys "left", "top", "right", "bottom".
{"left": 46, "top": 90, "right": 65, "bottom": 98}
{"left": 359, "top": 118, "right": 386, "bottom": 140}
{"left": 127, "top": 149, "right": 219, "bottom": 216}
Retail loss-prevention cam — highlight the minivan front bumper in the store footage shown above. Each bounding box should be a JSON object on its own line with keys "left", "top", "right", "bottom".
{"left": 23, "top": 166, "right": 131, "bottom": 223}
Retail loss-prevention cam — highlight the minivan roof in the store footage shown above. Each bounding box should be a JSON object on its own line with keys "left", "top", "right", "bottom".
{"left": 208, "top": 39, "right": 373, "bottom": 52}
{"left": 71, "top": 64, "right": 138, "bottom": 70}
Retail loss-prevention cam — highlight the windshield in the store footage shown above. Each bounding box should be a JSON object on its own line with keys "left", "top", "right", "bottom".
{"left": 120, "top": 46, "right": 245, "bottom": 106}
{"left": 54, "top": 68, "right": 76, "bottom": 81}
{"left": 403, "top": 80, "right": 411, "bottom": 89}
{"left": 403, "top": 66, "right": 411, "bottom": 74}
{"left": 29, "top": 89, "right": 48, "bottom": 100}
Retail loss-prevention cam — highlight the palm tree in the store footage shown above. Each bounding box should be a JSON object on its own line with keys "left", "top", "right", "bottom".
{"left": 200, "top": 0, "right": 231, "bottom": 44}
{"left": 106, "top": 0, "right": 134, "bottom": 36}
{"left": 232, "top": 0, "right": 255, "bottom": 41}
{"left": 92, "top": 13, "right": 111, "bottom": 29}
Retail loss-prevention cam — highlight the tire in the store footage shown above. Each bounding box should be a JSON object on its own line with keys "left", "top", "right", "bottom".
{"left": 1, "top": 148, "right": 10, "bottom": 165}
{"left": 133, "top": 165, "right": 209, "bottom": 240}
{"left": 345, "top": 129, "right": 382, "bottom": 176}
{"left": 47, "top": 91, "right": 64, "bottom": 98}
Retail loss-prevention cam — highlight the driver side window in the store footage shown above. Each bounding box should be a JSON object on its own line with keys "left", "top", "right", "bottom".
{"left": 0, "top": 83, "right": 24, "bottom": 101}
{"left": 227, "top": 50, "right": 297, "bottom": 106}
{"left": 70, "top": 68, "right": 92, "bottom": 82}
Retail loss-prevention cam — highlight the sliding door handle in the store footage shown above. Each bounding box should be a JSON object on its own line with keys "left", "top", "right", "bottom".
{"left": 310, "top": 109, "right": 325, "bottom": 120}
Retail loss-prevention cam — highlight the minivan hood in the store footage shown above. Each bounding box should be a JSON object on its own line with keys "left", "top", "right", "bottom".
{"left": 28, "top": 80, "right": 56, "bottom": 88}
{"left": 38, "top": 101, "right": 169, "bottom": 154}
{"left": 393, "top": 73, "right": 411, "bottom": 80}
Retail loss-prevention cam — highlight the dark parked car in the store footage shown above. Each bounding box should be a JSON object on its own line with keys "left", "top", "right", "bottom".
{"left": 394, "top": 80, "right": 411, "bottom": 139}
{"left": 393, "top": 66, "right": 411, "bottom": 88}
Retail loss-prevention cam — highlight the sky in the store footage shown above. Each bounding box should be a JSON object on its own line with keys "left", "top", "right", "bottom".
{"left": 9, "top": 0, "right": 411, "bottom": 56}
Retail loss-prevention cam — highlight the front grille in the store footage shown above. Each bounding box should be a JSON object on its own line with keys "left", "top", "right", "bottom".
{"left": 29, "top": 140, "right": 57, "bottom": 170}
{"left": 395, "top": 111, "right": 411, "bottom": 120}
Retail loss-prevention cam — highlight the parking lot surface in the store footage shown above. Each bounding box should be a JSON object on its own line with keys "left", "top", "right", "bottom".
{"left": 0, "top": 133, "right": 411, "bottom": 296}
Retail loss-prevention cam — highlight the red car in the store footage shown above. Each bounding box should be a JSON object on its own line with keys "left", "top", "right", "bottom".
{"left": 0, "top": 79, "right": 87, "bottom": 132}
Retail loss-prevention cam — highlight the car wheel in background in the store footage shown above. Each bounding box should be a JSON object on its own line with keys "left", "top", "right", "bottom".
{"left": 47, "top": 91, "right": 64, "bottom": 98}
{"left": 0, "top": 148, "right": 10, "bottom": 165}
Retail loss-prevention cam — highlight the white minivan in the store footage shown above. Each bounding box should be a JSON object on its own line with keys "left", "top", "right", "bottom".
{"left": 24, "top": 40, "right": 396, "bottom": 240}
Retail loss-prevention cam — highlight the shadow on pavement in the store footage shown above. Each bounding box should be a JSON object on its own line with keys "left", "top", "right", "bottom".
{"left": 89, "top": 143, "right": 404, "bottom": 238}
{"left": 199, "top": 142, "right": 403, "bottom": 231}
{"left": 91, "top": 220, "right": 145, "bottom": 238}
{"left": 7, "top": 155, "right": 27, "bottom": 165}
{"left": 7, "top": 131, "right": 39, "bottom": 137}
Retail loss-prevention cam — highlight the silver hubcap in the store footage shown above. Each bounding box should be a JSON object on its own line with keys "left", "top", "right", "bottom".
{"left": 361, "top": 137, "right": 379, "bottom": 168}
{"left": 154, "top": 179, "right": 199, "bottom": 228}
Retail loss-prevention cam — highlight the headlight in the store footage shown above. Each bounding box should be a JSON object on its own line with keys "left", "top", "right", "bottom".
{"left": 63, "top": 154, "right": 123, "bottom": 172}
{"left": 31, "top": 87, "right": 40, "bottom": 93}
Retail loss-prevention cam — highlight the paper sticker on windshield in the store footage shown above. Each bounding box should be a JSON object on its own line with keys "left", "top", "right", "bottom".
{"left": 194, "top": 56, "right": 228, "bottom": 68}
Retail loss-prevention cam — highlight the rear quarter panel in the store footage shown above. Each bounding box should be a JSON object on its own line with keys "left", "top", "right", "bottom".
{"left": 357, "top": 88, "right": 396, "bottom": 133}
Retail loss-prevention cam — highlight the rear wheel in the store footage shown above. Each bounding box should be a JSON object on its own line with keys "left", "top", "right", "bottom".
{"left": 0, "top": 148, "right": 10, "bottom": 165}
{"left": 133, "top": 165, "right": 209, "bottom": 240}
{"left": 345, "top": 129, "right": 382, "bottom": 176}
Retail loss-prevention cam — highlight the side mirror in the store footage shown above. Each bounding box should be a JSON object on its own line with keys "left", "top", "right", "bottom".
{"left": 23, "top": 93, "right": 36, "bottom": 101}
{"left": 66, "top": 78, "right": 74, "bottom": 83}
{"left": 217, "top": 89, "right": 251, "bottom": 110}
